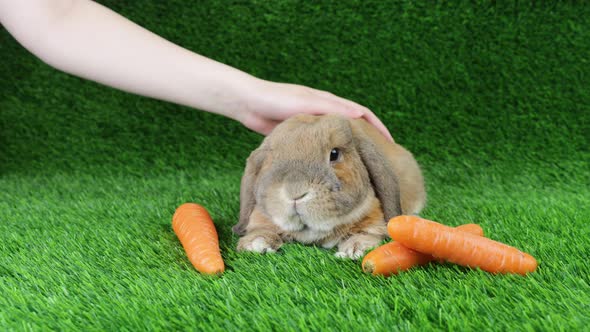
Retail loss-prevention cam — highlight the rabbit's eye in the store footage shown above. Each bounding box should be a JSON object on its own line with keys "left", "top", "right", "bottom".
{"left": 330, "top": 148, "right": 341, "bottom": 162}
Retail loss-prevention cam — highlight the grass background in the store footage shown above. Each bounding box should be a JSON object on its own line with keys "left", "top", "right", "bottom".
{"left": 1, "top": 1, "right": 589, "bottom": 330}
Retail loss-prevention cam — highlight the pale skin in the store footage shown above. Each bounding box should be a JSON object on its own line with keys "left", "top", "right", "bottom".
{"left": 0, "top": 0, "right": 393, "bottom": 140}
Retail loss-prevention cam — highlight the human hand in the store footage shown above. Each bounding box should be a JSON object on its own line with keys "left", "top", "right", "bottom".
{"left": 235, "top": 80, "right": 394, "bottom": 141}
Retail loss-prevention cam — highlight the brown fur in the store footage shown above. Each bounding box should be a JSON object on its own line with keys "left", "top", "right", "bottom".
{"left": 233, "top": 114, "right": 426, "bottom": 259}
{"left": 350, "top": 119, "right": 426, "bottom": 215}
{"left": 323, "top": 196, "right": 386, "bottom": 249}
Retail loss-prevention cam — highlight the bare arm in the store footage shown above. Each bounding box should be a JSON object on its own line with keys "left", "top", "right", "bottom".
{"left": 0, "top": 0, "right": 258, "bottom": 118}
{"left": 0, "top": 0, "right": 393, "bottom": 139}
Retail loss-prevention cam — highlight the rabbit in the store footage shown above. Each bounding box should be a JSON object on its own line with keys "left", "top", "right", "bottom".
{"left": 232, "top": 114, "right": 426, "bottom": 259}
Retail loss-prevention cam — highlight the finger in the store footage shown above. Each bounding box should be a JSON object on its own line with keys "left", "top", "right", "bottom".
{"left": 327, "top": 94, "right": 371, "bottom": 117}
{"left": 295, "top": 88, "right": 394, "bottom": 141}
{"left": 242, "top": 115, "right": 281, "bottom": 135}
{"left": 360, "top": 111, "right": 394, "bottom": 142}
{"left": 310, "top": 90, "right": 365, "bottom": 117}
{"left": 307, "top": 91, "right": 393, "bottom": 140}
{"left": 304, "top": 97, "right": 366, "bottom": 119}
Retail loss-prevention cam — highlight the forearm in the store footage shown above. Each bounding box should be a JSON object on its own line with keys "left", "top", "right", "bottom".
{"left": 0, "top": 0, "right": 257, "bottom": 117}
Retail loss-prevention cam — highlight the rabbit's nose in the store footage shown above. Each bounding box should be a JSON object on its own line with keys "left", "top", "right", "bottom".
{"left": 291, "top": 190, "right": 313, "bottom": 203}
{"left": 282, "top": 184, "right": 313, "bottom": 203}
{"left": 293, "top": 192, "right": 308, "bottom": 201}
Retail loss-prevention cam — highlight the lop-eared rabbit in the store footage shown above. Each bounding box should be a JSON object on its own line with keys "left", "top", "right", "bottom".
{"left": 233, "top": 114, "right": 425, "bottom": 259}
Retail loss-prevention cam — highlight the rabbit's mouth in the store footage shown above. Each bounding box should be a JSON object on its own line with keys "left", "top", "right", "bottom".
{"left": 267, "top": 185, "right": 315, "bottom": 230}
{"left": 273, "top": 213, "right": 307, "bottom": 232}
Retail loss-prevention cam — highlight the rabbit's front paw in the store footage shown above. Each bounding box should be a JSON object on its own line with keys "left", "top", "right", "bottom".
{"left": 237, "top": 233, "right": 282, "bottom": 254}
{"left": 335, "top": 234, "right": 382, "bottom": 260}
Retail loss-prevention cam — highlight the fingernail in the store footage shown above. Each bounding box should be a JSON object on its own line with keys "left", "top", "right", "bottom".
{"left": 351, "top": 109, "right": 364, "bottom": 118}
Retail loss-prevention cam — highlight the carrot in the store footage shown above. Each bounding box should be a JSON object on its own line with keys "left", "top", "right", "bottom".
{"left": 172, "top": 203, "right": 224, "bottom": 275}
{"left": 388, "top": 216, "right": 537, "bottom": 275}
{"left": 362, "top": 223, "right": 483, "bottom": 276}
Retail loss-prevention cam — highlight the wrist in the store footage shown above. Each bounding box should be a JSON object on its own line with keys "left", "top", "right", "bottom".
{"left": 203, "top": 68, "right": 265, "bottom": 122}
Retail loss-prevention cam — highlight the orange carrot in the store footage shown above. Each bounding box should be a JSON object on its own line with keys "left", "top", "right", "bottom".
{"left": 362, "top": 224, "right": 483, "bottom": 276}
{"left": 388, "top": 216, "right": 537, "bottom": 275}
{"left": 172, "top": 203, "right": 224, "bottom": 275}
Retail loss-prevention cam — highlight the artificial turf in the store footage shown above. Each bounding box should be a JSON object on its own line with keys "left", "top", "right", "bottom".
{"left": 1, "top": 1, "right": 589, "bottom": 330}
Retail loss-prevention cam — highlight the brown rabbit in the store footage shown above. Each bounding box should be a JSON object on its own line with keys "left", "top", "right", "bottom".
{"left": 232, "top": 114, "right": 426, "bottom": 259}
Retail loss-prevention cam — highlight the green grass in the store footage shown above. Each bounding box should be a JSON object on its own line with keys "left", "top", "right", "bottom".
{"left": 1, "top": 1, "right": 589, "bottom": 330}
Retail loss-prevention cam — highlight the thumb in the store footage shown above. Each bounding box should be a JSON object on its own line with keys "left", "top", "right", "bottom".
{"left": 241, "top": 114, "right": 280, "bottom": 136}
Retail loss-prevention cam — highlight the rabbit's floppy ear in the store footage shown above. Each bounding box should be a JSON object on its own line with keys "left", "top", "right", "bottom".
{"left": 232, "top": 145, "right": 269, "bottom": 236}
{"left": 350, "top": 119, "right": 402, "bottom": 220}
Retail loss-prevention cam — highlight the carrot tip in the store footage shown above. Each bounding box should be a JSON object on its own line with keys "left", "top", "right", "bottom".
{"left": 203, "top": 269, "right": 224, "bottom": 277}
{"left": 362, "top": 260, "right": 375, "bottom": 275}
